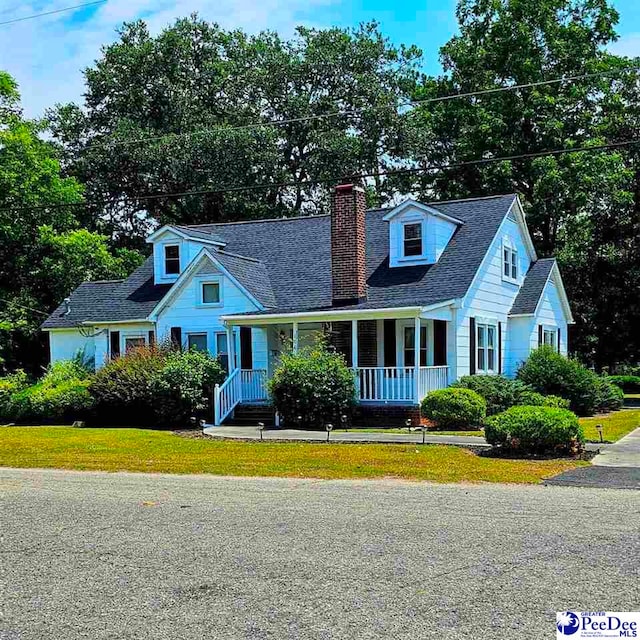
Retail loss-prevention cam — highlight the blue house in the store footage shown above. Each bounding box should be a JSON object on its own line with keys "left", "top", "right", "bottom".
{"left": 42, "top": 184, "right": 573, "bottom": 425}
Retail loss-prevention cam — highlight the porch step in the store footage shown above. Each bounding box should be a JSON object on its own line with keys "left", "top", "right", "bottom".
{"left": 227, "top": 403, "right": 275, "bottom": 427}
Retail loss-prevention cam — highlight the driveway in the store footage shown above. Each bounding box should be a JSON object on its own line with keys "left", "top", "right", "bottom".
{"left": 1, "top": 468, "right": 639, "bottom": 640}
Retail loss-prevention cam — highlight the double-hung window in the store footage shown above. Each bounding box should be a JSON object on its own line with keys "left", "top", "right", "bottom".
{"left": 187, "top": 333, "right": 208, "bottom": 352}
{"left": 477, "top": 323, "right": 497, "bottom": 373}
{"left": 403, "top": 223, "right": 423, "bottom": 257}
{"left": 164, "top": 245, "right": 180, "bottom": 275}
{"left": 403, "top": 326, "right": 427, "bottom": 367}
{"left": 543, "top": 328, "right": 557, "bottom": 349}
{"left": 503, "top": 241, "right": 518, "bottom": 281}
{"left": 201, "top": 281, "right": 221, "bottom": 305}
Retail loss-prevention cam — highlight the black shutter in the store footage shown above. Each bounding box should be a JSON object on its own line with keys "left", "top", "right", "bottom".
{"left": 109, "top": 331, "right": 120, "bottom": 359}
{"left": 383, "top": 319, "right": 396, "bottom": 367}
{"left": 170, "top": 327, "right": 182, "bottom": 350}
{"left": 148, "top": 330, "right": 155, "bottom": 346}
{"left": 469, "top": 317, "right": 476, "bottom": 375}
{"left": 557, "top": 327, "right": 561, "bottom": 353}
{"left": 498, "top": 321, "right": 503, "bottom": 374}
{"left": 433, "top": 320, "right": 447, "bottom": 366}
{"left": 538, "top": 324, "right": 543, "bottom": 347}
{"left": 240, "top": 327, "right": 253, "bottom": 369}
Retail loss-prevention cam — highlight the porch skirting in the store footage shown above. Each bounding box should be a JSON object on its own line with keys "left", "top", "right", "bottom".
{"left": 353, "top": 404, "right": 421, "bottom": 428}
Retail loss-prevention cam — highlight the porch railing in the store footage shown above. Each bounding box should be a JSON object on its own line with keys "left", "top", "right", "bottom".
{"left": 356, "top": 366, "right": 449, "bottom": 403}
{"left": 241, "top": 369, "right": 269, "bottom": 403}
{"left": 214, "top": 368, "right": 241, "bottom": 425}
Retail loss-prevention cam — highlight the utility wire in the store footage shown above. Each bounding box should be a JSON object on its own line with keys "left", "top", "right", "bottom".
{"left": 75, "top": 67, "right": 639, "bottom": 154}
{"left": 0, "top": 298, "right": 49, "bottom": 316}
{"left": 4, "top": 138, "right": 639, "bottom": 214}
{"left": 0, "top": 0, "right": 107, "bottom": 26}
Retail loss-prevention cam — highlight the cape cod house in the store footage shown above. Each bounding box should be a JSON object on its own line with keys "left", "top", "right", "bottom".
{"left": 42, "top": 185, "right": 573, "bottom": 425}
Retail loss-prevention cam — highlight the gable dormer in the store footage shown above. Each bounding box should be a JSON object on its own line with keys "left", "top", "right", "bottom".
{"left": 146, "top": 225, "right": 227, "bottom": 285}
{"left": 383, "top": 200, "right": 463, "bottom": 268}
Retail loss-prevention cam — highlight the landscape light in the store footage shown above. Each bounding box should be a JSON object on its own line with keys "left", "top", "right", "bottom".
{"left": 596, "top": 424, "right": 604, "bottom": 443}
{"left": 258, "top": 422, "right": 265, "bottom": 441}
{"left": 325, "top": 422, "right": 333, "bottom": 442}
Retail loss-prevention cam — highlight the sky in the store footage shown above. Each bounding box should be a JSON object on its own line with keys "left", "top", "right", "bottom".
{"left": 1, "top": 0, "right": 640, "bottom": 118}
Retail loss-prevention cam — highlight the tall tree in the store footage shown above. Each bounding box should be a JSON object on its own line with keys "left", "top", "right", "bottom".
{"left": 49, "top": 18, "right": 421, "bottom": 241}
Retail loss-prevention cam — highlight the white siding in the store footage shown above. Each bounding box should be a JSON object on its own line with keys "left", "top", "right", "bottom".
{"left": 389, "top": 205, "right": 457, "bottom": 268}
{"left": 151, "top": 230, "right": 217, "bottom": 286}
{"left": 456, "top": 215, "right": 533, "bottom": 380}
{"left": 49, "top": 330, "right": 95, "bottom": 367}
{"left": 156, "top": 256, "right": 266, "bottom": 369}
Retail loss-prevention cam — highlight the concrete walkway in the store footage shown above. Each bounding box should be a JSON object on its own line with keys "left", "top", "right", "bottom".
{"left": 592, "top": 427, "right": 640, "bottom": 467}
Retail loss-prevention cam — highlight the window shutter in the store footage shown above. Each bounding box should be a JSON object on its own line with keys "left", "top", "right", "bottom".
{"left": 240, "top": 327, "right": 253, "bottom": 369}
{"left": 109, "top": 331, "right": 120, "bottom": 359}
{"left": 469, "top": 317, "right": 476, "bottom": 375}
{"left": 383, "top": 319, "right": 396, "bottom": 367}
{"left": 557, "top": 327, "right": 561, "bottom": 353}
{"left": 170, "top": 327, "right": 182, "bottom": 350}
{"left": 148, "top": 330, "right": 155, "bottom": 346}
{"left": 538, "top": 324, "right": 543, "bottom": 347}
{"left": 433, "top": 320, "right": 447, "bottom": 366}
{"left": 498, "top": 321, "right": 502, "bottom": 374}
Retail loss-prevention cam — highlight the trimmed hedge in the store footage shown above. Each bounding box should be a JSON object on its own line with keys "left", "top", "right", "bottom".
{"left": 451, "top": 375, "right": 532, "bottom": 416}
{"left": 268, "top": 342, "right": 356, "bottom": 428}
{"left": 421, "top": 387, "right": 486, "bottom": 430}
{"left": 485, "top": 406, "right": 584, "bottom": 454}
{"left": 607, "top": 375, "right": 640, "bottom": 394}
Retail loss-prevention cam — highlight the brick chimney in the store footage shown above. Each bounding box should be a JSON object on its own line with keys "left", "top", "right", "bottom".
{"left": 331, "top": 184, "right": 367, "bottom": 305}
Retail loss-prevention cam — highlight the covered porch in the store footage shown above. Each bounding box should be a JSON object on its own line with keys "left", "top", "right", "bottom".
{"left": 215, "top": 303, "right": 456, "bottom": 425}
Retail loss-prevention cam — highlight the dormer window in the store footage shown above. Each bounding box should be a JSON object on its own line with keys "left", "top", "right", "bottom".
{"left": 403, "top": 223, "right": 422, "bottom": 257}
{"left": 164, "top": 245, "right": 180, "bottom": 275}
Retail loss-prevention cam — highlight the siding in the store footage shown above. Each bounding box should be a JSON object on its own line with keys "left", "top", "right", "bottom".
{"left": 456, "top": 214, "right": 532, "bottom": 379}
{"left": 49, "top": 330, "right": 95, "bottom": 366}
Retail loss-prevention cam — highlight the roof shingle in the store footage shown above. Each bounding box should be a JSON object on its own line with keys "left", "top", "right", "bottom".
{"left": 509, "top": 258, "right": 555, "bottom": 315}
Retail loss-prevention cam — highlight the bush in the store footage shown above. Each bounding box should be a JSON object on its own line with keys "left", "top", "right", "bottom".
{"left": 268, "top": 342, "right": 356, "bottom": 428}
{"left": 594, "top": 378, "right": 624, "bottom": 412}
{"left": 8, "top": 360, "right": 93, "bottom": 422}
{"left": 517, "top": 346, "right": 601, "bottom": 416}
{"left": 485, "top": 406, "right": 584, "bottom": 454}
{"left": 90, "top": 345, "right": 226, "bottom": 426}
{"left": 152, "top": 349, "right": 225, "bottom": 425}
{"left": 606, "top": 375, "right": 640, "bottom": 394}
{"left": 516, "top": 390, "right": 570, "bottom": 409}
{"left": 0, "top": 370, "right": 30, "bottom": 421}
{"left": 421, "top": 387, "right": 486, "bottom": 430}
{"left": 452, "top": 375, "right": 532, "bottom": 416}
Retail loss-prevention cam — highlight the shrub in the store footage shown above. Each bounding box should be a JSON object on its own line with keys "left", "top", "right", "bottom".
{"left": 606, "top": 375, "right": 640, "bottom": 394}
{"left": 516, "top": 390, "right": 570, "bottom": 409}
{"left": 0, "top": 370, "right": 30, "bottom": 421}
{"left": 89, "top": 345, "right": 167, "bottom": 425}
{"left": 594, "top": 378, "right": 624, "bottom": 412}
{"left": 152, "top": 349, "right": 225, "bottom": 425}
{"left": 421, "top": 387, "right": 486, "bottom": 430}
{"left": 452, "top": 375, "right": 532, "bottom": 416}
{"left": 517, "top": 346, "right": 601, "bottom": 416}
{"left": 485, "top": 406, "right": 584, "bottom": 454}
{"left": 268, "top": 342, "right": 356, "bottom": 428}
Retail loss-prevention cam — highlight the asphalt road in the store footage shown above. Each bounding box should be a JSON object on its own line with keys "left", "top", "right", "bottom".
{"left": 1, "top": 469, "right": 639, "bottom": 640}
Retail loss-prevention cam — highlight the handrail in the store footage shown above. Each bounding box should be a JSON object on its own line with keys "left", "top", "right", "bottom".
{"left": 214, "top": 368, "right": 241, "bottom": 425}
{"left": 356, "top": 365, "right": 449, "bottom": 402}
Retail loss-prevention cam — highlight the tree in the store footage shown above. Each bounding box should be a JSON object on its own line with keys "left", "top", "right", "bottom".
{"left": 49, "top": 18, "right": 421, "bottom": 241}
{"left": 0, "top": 72, "right": 143, "bottom": 373}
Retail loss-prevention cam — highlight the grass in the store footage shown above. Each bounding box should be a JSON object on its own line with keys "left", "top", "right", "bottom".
{"left": 334, "top": 428, "right": 484, "bottom": 437}
{"left": 0, "top": 426, "right": 585, "bottom": 485}
{"left": 579, "top": 409, "right": 640, "bottom": 443}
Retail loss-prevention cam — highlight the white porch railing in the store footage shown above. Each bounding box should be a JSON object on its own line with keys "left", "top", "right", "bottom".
{"left": 241, "top": 369, "right": 269, "bottom": 403}
{"left": 214, "top": 368, "right": 242, "bottom": 425}
{"left": 356, "top": 366, "right": 449, "bottom": 403}
{"left": 214, "top": 368, "right": 269, "bottom": 425}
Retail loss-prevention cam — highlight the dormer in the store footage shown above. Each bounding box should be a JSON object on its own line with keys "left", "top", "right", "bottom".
{"left": 146, "top": 225, "right": 226, "bottom": 285}
{"left": 383, "top": 200, "right": 463, "bottom": 268}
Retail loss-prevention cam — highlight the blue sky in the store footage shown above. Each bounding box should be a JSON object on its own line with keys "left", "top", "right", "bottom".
{"left": 1, "top": 0, "right": 640, "bottom": 117}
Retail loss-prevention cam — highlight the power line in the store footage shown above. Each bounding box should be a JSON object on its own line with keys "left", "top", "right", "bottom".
{"left": 0, "top": 0, "right": 107, "bottom": 26}
{"left": 4, "top": 138, "right": 639, "bottom": 214}
{"left": 75, "top": 67, "right": 639, "bottom": 154}
{"left": 0, "top": 298, "right": 49, "bottom": 316}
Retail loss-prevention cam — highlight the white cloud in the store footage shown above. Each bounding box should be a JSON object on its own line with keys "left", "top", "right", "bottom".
{"left": 609, "top": 32, "right": 640, "bottom": 59}
{"left": 0, "top": 0, "right": 336, "bottom": 118}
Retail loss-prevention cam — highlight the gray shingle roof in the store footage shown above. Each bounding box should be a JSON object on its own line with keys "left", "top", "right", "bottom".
{"left": 43, "top": 194, "right": 518, "bottom": 328}
{"left": 509, "top": 258, "right": 555, "bottom": 315}
{"left": 173, "top": 225, "right": 226, "bottom": 245}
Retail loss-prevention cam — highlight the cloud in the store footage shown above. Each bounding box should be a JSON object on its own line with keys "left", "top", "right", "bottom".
{"left": 0, "top": 0, "right": 336, "bottom": 118}
{"left": 609, "top": 32, "right": 640, "bottom": 59}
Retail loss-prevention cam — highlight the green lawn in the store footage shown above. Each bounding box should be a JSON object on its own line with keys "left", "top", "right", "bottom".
{"left": 0, "top": 426, "right": 584, "bottom": 485}
{"left": 580, "top": 409, "right": 640, "bottom": 443}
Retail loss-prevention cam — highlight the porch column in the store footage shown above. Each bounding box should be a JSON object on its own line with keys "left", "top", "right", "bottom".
{"left": 414, "top": 316, "right": 421, "bottom": 402}
{"left": 226, "top": 324, "right": 235, "bottom": 370}
{"left": 351, "top": 320, "right": 358, "bottom": 369}
{"left": 292, "top": 321, "right": 299, "bottom": 353}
